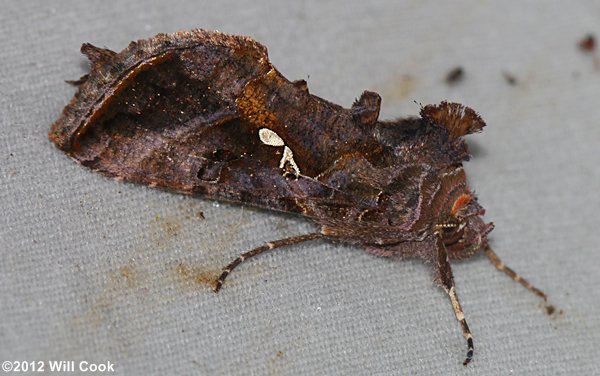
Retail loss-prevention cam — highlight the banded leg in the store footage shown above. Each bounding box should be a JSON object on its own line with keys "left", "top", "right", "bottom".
{"left": 434, "top": 237, "right": 474, "bottom": 366}
{"left": 214, "top": 232, "right": 323, "bottom": 292}
{"left": 484, "top": 246, "right": 547, "bottom": 301}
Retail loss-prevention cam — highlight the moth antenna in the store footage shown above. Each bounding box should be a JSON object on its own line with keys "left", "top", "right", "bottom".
{"left": 433, "top": 237, "right": 474, "bottom": 366}
{"left": 214, "top": 232, "right": 323, "bottom": 292}
{"left": 484, "top": 246, "right": 547, "bottom": 301}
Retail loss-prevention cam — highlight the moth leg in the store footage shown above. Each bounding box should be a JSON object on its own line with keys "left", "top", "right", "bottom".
{"left": 214, "top": 232, "right": 323, "bottom": 293}
{"left": 484, "top": 246, "right": 547, "bottom": 301}
{"left": 434, "top": 237, "right": 474, "bottom": 366}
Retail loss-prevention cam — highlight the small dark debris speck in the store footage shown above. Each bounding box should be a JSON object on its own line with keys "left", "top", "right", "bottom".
{"left": 579, "top": 34, "right": 596, "bottom": 53}
{"left": 502, "top": 71, "right": 517, "bottom": 86}
{"left": 446, "top": 67, "right": 464, "bottom": 84}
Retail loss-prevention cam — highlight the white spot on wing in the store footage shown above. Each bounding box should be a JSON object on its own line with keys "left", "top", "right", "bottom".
{"left": 258, "top": 128, "right": 301, "bottom": 177}
{"left": 259, "top": 128, "right": 285, "bottom": 146}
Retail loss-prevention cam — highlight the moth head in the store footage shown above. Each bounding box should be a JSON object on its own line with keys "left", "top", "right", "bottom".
{"left": 436, "top": 193, "right": 494, "bottom": 259}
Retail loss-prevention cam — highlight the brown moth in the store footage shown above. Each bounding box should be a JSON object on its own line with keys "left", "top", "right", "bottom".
{"left": 49, "top": 29, "right": 548, "bottom": 365}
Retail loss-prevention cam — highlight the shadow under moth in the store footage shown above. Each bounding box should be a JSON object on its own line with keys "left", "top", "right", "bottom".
{"left": 49, "top": 29, "right": 549, "bottom": 365}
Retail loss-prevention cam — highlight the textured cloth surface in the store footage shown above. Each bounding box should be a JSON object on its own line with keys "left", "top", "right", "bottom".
{"left": 1, "top": 1, "right": 599, "bottom": 375}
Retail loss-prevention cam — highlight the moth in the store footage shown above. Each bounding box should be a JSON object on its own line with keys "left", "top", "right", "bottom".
{"left": 49, "top": 29, "right": 548, "bottom": 365}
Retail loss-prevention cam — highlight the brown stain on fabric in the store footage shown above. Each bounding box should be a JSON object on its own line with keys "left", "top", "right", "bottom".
{"left": 267, "top": 350, "right": 286, "bottom": 375}
{"left": 161, "top": 219, "right": 181, "bottom": 237}
{"left": 70, "top": 259, "right": 169, "bottom": 360}
{"left": 73, "top": 201, "right": 214, "bottom": 347}
{"left": 117, "top": 265, "right": 136, "bottom": 288}
{"left": 81, "top": 299, "right": 114, "bottom": 329}
{"left": 175, "top": 263, "right": 220, "bottom": 290}
{"left": 76, "top": 263, "right": 143, "bottom": 329}
{"left": 150, "top": 214, "right": 182, "bottom": 248}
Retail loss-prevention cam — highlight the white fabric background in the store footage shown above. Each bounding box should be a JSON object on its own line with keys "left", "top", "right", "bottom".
{"left": 1, "top": 1, "right": 599, "bottom": 375}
